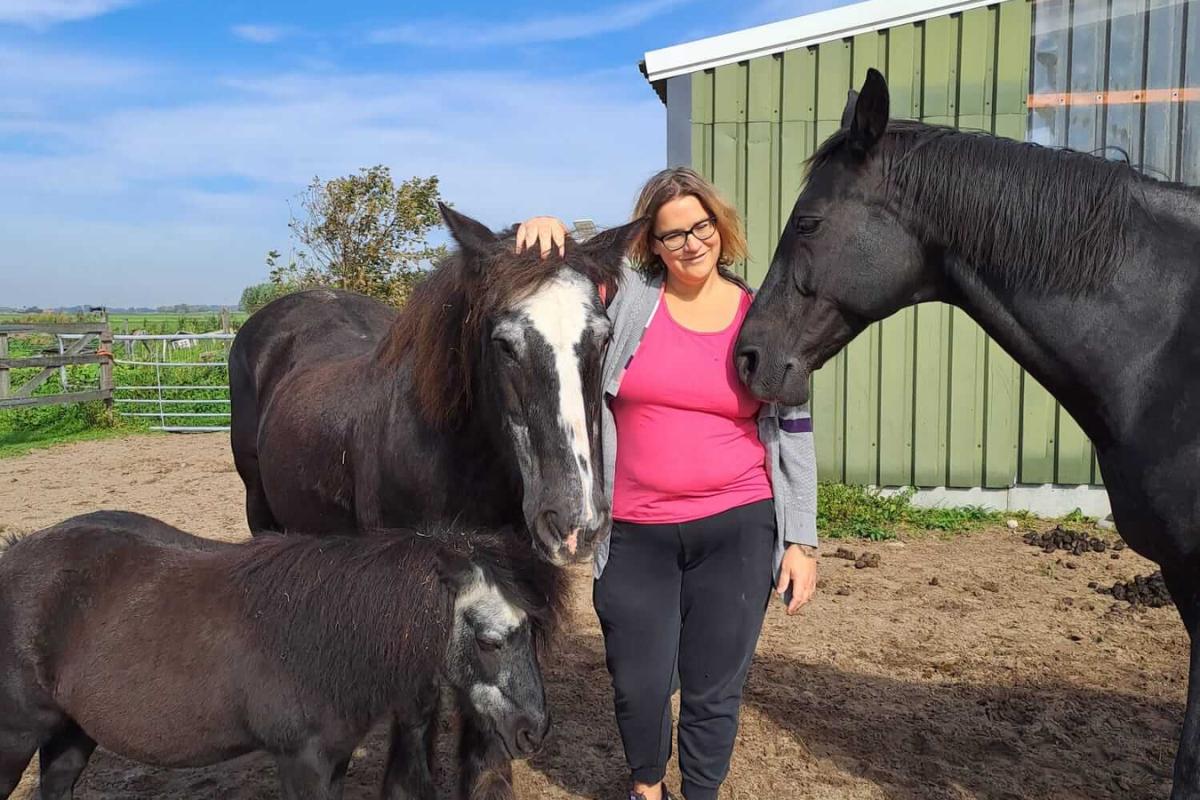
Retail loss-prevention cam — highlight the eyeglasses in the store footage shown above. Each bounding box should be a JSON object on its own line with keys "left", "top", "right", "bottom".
{"left": 653, "top": 217, "right": 718, "bottom": 252}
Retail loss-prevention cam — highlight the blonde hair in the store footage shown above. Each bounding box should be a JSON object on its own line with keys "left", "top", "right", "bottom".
{"left": 628, "top": 167, "right": 748, "bottom": 273}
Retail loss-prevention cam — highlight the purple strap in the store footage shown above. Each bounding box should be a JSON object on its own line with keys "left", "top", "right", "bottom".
{"left": 780, "top": 417, "right": 813, "bottom": 433}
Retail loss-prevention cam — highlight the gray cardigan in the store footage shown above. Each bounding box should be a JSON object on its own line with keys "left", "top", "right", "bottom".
{"left": 594, "top": 265, "right": 819, "bottom": 580}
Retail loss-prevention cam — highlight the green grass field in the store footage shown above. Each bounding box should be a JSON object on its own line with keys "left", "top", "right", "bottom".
{"left": 0, "top": 311, "right": 247, "bottom": 334}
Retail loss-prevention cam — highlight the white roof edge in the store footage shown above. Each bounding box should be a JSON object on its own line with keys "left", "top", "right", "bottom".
{"left": 642, "top": 0, "right": 1012, "bottom": 83}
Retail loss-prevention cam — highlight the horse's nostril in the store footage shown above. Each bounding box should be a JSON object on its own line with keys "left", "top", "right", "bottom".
{"left": 538, "top": 510, "right": 561, "bottom": 536}
{"left": 516, "top": 724, "right": 541, "bottom": 755}
{"left": 535, "top": 510, "right": 569, "bottom": 554}
{"left": 736, "top": 346, "right": 760, "bottom": 383}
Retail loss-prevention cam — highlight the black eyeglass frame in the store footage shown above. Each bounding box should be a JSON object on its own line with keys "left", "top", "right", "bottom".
{"left": 653, "top": 216, "right": 718, "bottom": 252}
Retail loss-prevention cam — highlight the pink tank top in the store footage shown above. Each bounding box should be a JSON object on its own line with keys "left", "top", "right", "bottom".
{"left": 611, "top": 289, "right": 773, "bottom": 523}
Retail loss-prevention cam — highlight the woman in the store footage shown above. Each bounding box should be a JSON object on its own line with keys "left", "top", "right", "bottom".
{"left": 515, "top": 167, "right": 818, "bottom": 800}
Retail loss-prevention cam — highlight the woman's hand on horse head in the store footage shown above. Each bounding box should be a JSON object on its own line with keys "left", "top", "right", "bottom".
{"left": 515, "top": 216, "right": 567, "bottom": 259}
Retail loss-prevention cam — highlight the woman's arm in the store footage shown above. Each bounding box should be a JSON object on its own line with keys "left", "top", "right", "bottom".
{"left": 773, "top": 403, "right": 819, "bottom": 614}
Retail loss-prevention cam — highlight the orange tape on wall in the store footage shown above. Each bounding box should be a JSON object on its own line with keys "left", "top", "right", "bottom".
{"left": 1028, "top": 88, "right": 1200, "bottom": 107}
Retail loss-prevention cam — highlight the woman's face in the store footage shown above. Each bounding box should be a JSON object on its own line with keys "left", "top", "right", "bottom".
{"left": 651, "top": 195, "right": 723, "bottom": 289}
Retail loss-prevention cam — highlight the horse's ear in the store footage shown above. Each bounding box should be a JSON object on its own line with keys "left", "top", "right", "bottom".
{"left": 848, "top": 68, "right": 889, "bottom": 157}
{"left": 439, "top": 202, "right": 498, "bottom": 260}
{"left": 577, "top": 217, "right": 648, "bottom": 269}
{"left": 435, "top": 547, "right": 474, "bottom": 593}
{"left": 840, "top": 89, "right": 859, "bottom": 131}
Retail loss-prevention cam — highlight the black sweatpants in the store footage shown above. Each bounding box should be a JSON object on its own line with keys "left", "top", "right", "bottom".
{"left": 592, "top": 499, "right": 776, "bottom": 800}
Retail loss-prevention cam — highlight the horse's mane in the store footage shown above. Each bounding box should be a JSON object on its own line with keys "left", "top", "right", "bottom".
{"left": 377, "top": 227, "right": 619, "bottom": 428}
{"left": 227, "top": 526, "right": 566, "bottom": 722}
{"left": 809, "top": 120, "right": 1142, "bottom": 294}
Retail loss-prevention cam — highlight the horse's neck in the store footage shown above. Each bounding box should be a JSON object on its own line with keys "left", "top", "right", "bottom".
{"left": 944, "top": 210, "right": 1200, "bottom": 450}
{"left": 378, "top": 368, "right": 520, "bottom": 525}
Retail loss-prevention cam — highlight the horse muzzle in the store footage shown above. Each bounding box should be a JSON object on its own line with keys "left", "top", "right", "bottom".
{"left": 531, "top": 508, "right": 607, "bottom": 566}
{"left": 735, "top": 343, "right": 812, "bottom": 405}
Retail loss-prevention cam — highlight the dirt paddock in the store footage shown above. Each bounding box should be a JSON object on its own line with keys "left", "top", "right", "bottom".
{"left": 0, "top": 433, "right": 1188, "bottom": 799}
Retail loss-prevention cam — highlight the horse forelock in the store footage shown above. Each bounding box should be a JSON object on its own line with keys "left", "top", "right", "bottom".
{"left": 457, "top": 531, "right": 569, "bottom": 653}
{"left": 454, "top": 566, "right": 526, "bottom": 638}
{"left": 381, "top": 232, "right": 610, "bottom": 430}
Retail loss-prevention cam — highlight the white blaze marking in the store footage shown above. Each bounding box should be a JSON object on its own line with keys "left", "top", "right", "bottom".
{"left": 470, "top": 683, "right": 509, "bottom": 717}
{"left": 455, "top": 568, "right": 526, "bottom": 637}
{"left": 452, "top": 571, "right": 527, "bottom": 719}
{"left": 515, "top": 273, "right": 600, "bottom": 527}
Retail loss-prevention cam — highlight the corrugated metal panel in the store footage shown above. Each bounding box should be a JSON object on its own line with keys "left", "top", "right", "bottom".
{"left": 687, "top": 0, "right": 1194, "bottom": 488}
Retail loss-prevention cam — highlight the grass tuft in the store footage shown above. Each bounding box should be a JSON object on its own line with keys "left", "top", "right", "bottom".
{"left": 818, "top": 483, "right": 1005, "bottom": 540}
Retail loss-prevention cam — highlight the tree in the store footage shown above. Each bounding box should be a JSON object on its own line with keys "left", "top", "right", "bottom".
{"left": 240, "top": 281, "right": 296, "bottom": 314}
{"left": 268, "top": 166, "right": 447, "bottom": 305}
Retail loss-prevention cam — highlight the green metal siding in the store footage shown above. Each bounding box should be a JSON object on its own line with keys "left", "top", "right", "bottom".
{"left": 690, "top": 0, "right": 1039, "bottom": 488}
{"left": 684, "top": 0, "right": 1196, "bottom": 489}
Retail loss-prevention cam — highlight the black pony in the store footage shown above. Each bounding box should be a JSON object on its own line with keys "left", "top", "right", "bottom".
{"left": 0, "top": 511, "right": 564, "bottom": 800}
{"left": 736, "top": 69, "right": 1200, "bottom": 798}
{"left": 229, "top": 204, "right": 644, "bottom": 566}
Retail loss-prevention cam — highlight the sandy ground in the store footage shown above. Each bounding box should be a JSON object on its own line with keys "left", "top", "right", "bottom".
{"left": 0, "top": 433, "right": 1188, "bottom": 799}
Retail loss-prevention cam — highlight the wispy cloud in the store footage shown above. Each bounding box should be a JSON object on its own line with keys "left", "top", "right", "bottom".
{"left": 0, "top": 0, "right": 140, "bottom": 28}
{"left": 0, "top": 44, "right": 145, "bottom": 89}
{"left": 231, "top": 24, "right": 294, "bottom": 44}
{"left": 0, "top": 56, "right": 664, "bottom": 305}
{"left": 369, "top": 0, "right": 691, "bottom": 47}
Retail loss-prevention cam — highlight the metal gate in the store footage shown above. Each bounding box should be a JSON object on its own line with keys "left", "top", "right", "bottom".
{"left": 56, "top": 331, "right": 235, "bottom": 432}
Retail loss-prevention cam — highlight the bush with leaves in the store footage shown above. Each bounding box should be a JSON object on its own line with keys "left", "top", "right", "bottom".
{"left": 239, "top": 281, "right": 299, "bottom": 314}
{"left": 266, "top": 166, "right": 447, "bottom": 306}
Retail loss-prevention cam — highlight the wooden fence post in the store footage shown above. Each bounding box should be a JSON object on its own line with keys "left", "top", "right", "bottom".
{"left": 99, "top": 326, "right": 114, "bottom": 412}
{"left": 0, "top": 333, "right": 8, "bottom": 400}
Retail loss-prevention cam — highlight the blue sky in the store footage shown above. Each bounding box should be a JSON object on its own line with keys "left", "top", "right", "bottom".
{"left": 0, "top": 0, "right": 851, "bottom": 307}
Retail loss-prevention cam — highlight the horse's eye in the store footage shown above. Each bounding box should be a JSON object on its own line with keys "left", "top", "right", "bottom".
{"left": 795, "top": 217, "right": 822, "bottom": 237}
{"left": 476, "top": 635, "right": 503, "bottom": 652}
{"left": 493, "top": 338, "right": 518, "bottom": 360}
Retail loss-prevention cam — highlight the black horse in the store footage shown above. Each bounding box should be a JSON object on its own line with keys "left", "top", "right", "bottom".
{"left": 229, "top": 203, "right": 643, "bottom": 566}
{"left": 0, "top": 511, "right": 563, "bottom": 800}
{"left": 736, "top": 68, "right": 1200, "bottom": 798}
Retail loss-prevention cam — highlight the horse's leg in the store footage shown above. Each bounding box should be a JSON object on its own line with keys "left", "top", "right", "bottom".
{"left": 230, "top": 406, "right": 279, "bottom": 535}
{"left": 0, "top": 730, "right": 38, "bottom": 800}
{"left": 459, "top": 715, "right": 513, "bottom": 800}
{"left": 36, "top": 721, "right": 95, "bottom": 800}
{"left": 235, "top": 451, "right": 279, "bottom": 535}
{"left": 1162, "top": 561, "right": 1200, "bottom": 800}
{"left": 276, "top": 742, "right": 351, "bottom": 800}
{"left": 380, "top": 717, "right": 436, "bottom": 800}
{"left": 245, "top": 478, "right": 280, "bottom": 535}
